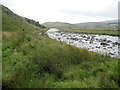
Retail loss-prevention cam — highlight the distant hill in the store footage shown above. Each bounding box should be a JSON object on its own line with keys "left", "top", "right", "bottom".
{"left": 74, "top": 22, "right": 106, "bottom": 28}
{"left": 2, "top": 5, "right": 45, "bottom": 31}
{"left": 43, "top": 20, "right": 118, "bottom": 29}
{"left": 101, "top": 19, "right": 118, "bottom": 24}
{"left": 43, "top": 22, "right": 75, "bottom": 29}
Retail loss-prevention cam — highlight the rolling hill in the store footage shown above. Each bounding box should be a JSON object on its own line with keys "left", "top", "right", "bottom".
{"left": 43, "top": 22, "right": 75, "bottom": 29}
{"left": 43, "top": 20, "right": 118, "bottom": 29}
{"left": 75, "top": 22, "right": 106, "bottom": 28}
{"left": 102, "top": 19, "right": 118, "bottom": 24}
{"left": 2, "top": 4, "right": 45, "bottom": 31}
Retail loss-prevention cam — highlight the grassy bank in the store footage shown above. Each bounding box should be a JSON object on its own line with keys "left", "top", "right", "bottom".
{"left": 63, "top": 27, "right": 119, "bottom": 36}
{"left": 2, "top": 30, "right": 119, "bottom": 88}
{"left": 2, "top": 5, "right": 45, "bottom": 31}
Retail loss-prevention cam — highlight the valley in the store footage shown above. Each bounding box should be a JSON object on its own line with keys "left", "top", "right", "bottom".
{"left": 1, "top": 4, "right": 119, "bottom": 88}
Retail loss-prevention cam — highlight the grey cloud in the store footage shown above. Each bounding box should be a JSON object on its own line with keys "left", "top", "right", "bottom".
{"left": 59, "top": 7, "right": 117, "bottom": 18}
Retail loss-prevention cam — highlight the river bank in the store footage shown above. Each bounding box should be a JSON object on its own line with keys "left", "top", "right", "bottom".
{"left": 46, "top": 28, "right": 119, "bottom": 58}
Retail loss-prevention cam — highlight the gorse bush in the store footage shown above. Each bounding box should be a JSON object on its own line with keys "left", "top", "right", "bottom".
{"left": 2, "top": 31, "right": 119, "bottom": 88}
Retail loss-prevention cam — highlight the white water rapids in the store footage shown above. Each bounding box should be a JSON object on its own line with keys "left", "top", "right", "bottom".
{"left": 44, "top": 28, "right": 120, "bottom": 58}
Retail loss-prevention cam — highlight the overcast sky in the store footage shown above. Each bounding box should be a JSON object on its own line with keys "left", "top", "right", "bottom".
{"left": 1, "top": 0, "right": 119, "bottom": 24}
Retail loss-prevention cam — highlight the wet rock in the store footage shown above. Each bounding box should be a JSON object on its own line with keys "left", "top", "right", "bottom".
{"left": 58, "top": 38, "right": 61, "bottom": 40}
{"left": 108, "top": 47, "right": 112, "bottom": 49}
{"left": 112, "top": 42, "right": 120, "bottom": 45}
{"left": 107, "top": 40, "right": 112, "bottom": 43}
{"left": 89, "top": 40, "right": 93, "bottom": 44}
{"left": 112, "top": 44, "right": 116, "bottom": 47}
{"left": 96, "top": 46, "right": 100, "bottom": 48}
{"left": 103, "top": 39, "right": 107, "bottom": 42}
{"left": 70, "top": 38, "right": 79, "bottom": 41}
{"left": 109, "top": 53, "right": 115, "bottom": 55}
{"left": 84, "top": 39, "right": 88, "bottom": 41}
{"left": 100, "top": 43, "right": 109, "bottom": 46}
{"left": 103, "top": 48, "right": 106, "bottom": 49}
{"left": 98, "top": 39, "right": 103, "bottom": 42}
{"left": 87, "top": 36, "right": 90, "bottom": 40}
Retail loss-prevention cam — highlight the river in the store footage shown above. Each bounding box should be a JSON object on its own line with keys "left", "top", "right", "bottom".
{"left": 44, "top": 28, "right": 119, "bottom": 58}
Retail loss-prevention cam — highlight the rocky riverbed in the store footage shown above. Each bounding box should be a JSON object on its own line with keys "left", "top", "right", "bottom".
{"left": 45, "top": 28, "right": 119, "bottom": 58}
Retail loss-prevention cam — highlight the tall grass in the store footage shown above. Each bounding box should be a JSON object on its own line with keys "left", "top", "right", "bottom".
{"left": 2, "top": 31, "right": 119, "bottom": 88}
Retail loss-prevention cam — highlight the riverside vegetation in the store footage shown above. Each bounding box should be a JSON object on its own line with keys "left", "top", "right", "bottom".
{"left": 2, "top": 5, "right": 119, "bottom": 88}
{"left": 63, "top": 27, "right": 119, "bottom": 36}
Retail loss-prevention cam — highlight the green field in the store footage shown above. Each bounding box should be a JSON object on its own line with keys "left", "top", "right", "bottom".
{"left": 63, "top": 27, "right": 119, "bottom": 36}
